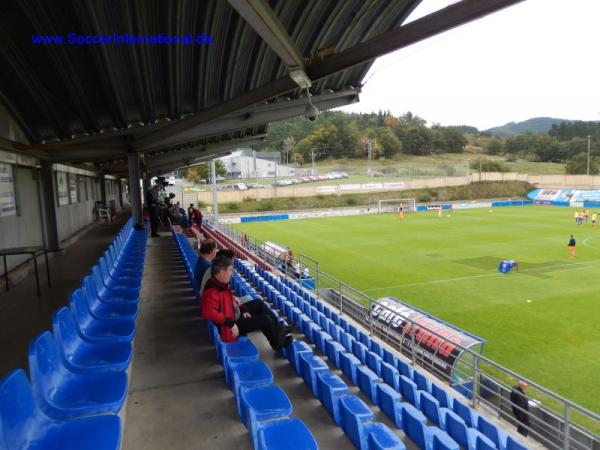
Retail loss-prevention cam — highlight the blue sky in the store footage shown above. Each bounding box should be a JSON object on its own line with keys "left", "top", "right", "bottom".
{"left": 339, "top": 0, "right": 600, "bottom": 130}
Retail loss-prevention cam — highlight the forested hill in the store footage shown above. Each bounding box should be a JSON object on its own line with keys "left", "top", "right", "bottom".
{"left": 483, "top": 117, "right": 566, "bottom": 136}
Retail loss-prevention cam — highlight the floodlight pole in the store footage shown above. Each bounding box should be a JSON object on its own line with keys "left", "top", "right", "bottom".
{"left": 587, "top": 135, "right": 591, "bottom": 176}
{"left": 367, "top": 139, "right": 372, "bottom": 177}
{"left": 311, "top": 149, "right": 316, "bottom": 176}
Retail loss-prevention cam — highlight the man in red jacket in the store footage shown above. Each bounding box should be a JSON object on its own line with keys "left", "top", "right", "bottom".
{"left": 201, "top": 255, "right": 292, "bottom": 350}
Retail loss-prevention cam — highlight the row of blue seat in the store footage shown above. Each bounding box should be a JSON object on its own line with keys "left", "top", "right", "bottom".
{"left": 171, "top": 229, "right": 319, "bottom": 450}
{"left": 236, "top": 260, "right": 527, "bottom": 450}
{"left": 0, "top": 218, "right": 147, "bottom": 450}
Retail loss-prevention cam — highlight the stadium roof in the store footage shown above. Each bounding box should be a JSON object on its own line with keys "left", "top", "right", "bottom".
{"left": 0, "top": 0, "right": 523, "bottom": 176}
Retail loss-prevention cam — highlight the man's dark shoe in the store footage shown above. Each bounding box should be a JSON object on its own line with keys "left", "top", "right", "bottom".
{"left": 151, "top": 234, "right": 160, "bottom": 238}
{"left": 273, "top": 333, "right": 293, "bottom": 352}
{"left": 279, "top": 324, "right": 294, "bottom": 336}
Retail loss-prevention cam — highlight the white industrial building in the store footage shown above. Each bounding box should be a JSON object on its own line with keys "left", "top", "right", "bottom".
{"left": 219, "top": 149, "right": 296, "bottom": 179}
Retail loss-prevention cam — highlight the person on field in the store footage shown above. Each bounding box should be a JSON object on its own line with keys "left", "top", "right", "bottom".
{"left": 592, "top": 212, "right": 597, "bottom": 228}
{"left": 568, "top": 235, "right": 576, "bottom": 258}
{"left": 510, "top": 380, "right": 531, "bottom": 437}
{"left": 398, "top": 202, "right": 404, "bottom": 221}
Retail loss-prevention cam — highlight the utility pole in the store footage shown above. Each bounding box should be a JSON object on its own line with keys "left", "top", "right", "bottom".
{"left": 253, "top": 149, "right": 259, "bottom": 201}
{"left": 587, "top": 135, "right": 591, "bottom": 175}
{"left": 311, "top": 149, "right": 316, "bottom": 176}
{"left": 210, "top": 159, "right": 219, "bottom": 220}
{"left": 366, "top": 139, "right": 372, "bottom": 177}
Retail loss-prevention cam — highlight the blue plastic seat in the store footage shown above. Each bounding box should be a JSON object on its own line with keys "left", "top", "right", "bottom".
{"left": 370, "top": 340, "right": 383, "bottom": 357}
{"left": 287, "top": 340, "right": 313, "bottom": 375}
{"left": 356, "top": 365, "right": 381, "bottom": 404}
{"left": 340, "top": 331, "right": 356, "bottom": 353}
{"left": 314, "top": 330, "right": 332, "bottom": 354}
{"left": 325, "top": 340, "right": 346, "bottom": 368}
{"left": 339, "top": 395, "right": 373, "bottom": 436}
{"left": 82, "top": 278, "right": 138, "bottom": 320}
{"left": 477, "top": 415, "right": 508, "bottom": 450}
{"left": 230, "top": 361, "right": 274, "bottom": 423}
{"left": 381, "top": 362, "right": 400, "bottom": 391}
{"left": 413, "top": 371, "right": 432, "bottom": 393}
{"left": 367, "top": 351, "right": 383, "bottom": 376}
{"left": 28, "top": 332, "right": 127, "bottom": 420}
{"left": 399, "top": 375, "right": 420, "bottom": 408}
{"left": 99, "top": 257, "right": 142, "bottom": 285}
{"left": 366, "top": 422, "right": 406, "bottom": 450}
{"left": 441, "top": 409, "right": 493, "bottom": 450}
{"left": 240, "top": 385, "right": 293, "bottom": 447}
{"left": 376, "top": 383, "right": 404, "bottom": 428}
{"left": 339, "top": 352, "right": 361, "bottom": 384}
{"left": 316, "top": 371, "right": 349, "bottom": 426}
{"left": 419, "top": 391, "right": 442, "bottom": 427}
{"left": 358, "top": 331, "right": 371, "bottom": 348}
{"left": 352, "top": 340, "right": 369, "bottom": 364}
{"left": 340, "top": 395, "right": 404, "bottom": 450}
{"left": 256, "top": 418, "right": 318, "bottom": 450}
{"left": 84, "top": 273, "right": 139, "bottom": 305}
{"left": 90, "top": 267, "right": 140, "bottom": 303}
{"left": 402, "top": 403, "right": 456, "bottom": 450}
{"left": 52, "top": 307, "right": 132, "bottom": 374}
{"left": 452, "top": 398, "right": 478, "bottom": 428}
{"left": 397, "top": 359, "right": 414, "bottom": 379}
{"left": 92, "top": 265, "right": 140, "bottom": 295}
{"left": 69, "top": 290, "right": 136, "bottom": 343}
{"left": 383, "top": 349, "right": 398, "bottom": 368}
{"left": 298, "top": 352, "right": 329, "bottom": 397}
{"left": 505, "top": 435, "right": 528, "bottom": 450}
{"left": 0, "top": 370, "right": 121, "bottom": 450}
{"left": 431, "top": 384, "right": 452, "bottom": 408}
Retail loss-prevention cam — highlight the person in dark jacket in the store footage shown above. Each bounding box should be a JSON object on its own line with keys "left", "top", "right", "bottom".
{"left": 146, "top": 185, "right": 161, "bottom": 237}
{"left": 510, "top": 380, "right": 531, "bottom": 436}
{"left": 200, "top": 255, "right": 292, "bottom": 351}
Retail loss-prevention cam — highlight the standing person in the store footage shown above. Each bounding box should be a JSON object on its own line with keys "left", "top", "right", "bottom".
{"left": 592, "top": 212, "right": 597, "bottom": 228}
{"left": 584, "top": 209, "right": 590, "bottom": 223}
{"left": 568, "top": 235, "right": 576, "bottom": 258}
{"left": 574, "top": 210, "right": 579, "bottom": 225}
{"left": 510, "top": 381, "right": 531, "bottom": 437}
{"left": 192, "top": 238, "right": 218, "bottom": 301}
{"left": 201, "top": 255, "right": 293, "bottom": 351}
{"left": 188, "top": 203, "right": 203, "bottom": 228}
{"left": 398, "top": 202, "right": 404, "bottom": 221}
{"left": 146, "top": 184, "right": 161, "bottom": 237}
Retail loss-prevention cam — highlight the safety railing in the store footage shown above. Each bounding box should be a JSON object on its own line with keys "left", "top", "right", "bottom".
{"left": 206, "top": 215, "right": 600, "bottom": 450}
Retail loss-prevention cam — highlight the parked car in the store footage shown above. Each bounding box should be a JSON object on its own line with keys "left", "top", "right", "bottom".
{"left": 232, "top": 183, "right": 249, "bottom": 190}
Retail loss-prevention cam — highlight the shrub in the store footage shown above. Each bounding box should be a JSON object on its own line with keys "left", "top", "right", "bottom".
{"left": 225, "top": 202, "right": 239, "bottom": 211}
{"left": 345, "top": 197, "right": 357, "bottom": 206}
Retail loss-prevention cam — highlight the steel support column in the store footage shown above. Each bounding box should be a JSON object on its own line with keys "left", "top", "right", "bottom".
{"left": 99, "top": 174, "right": 107, "bottom": 206}
{"left": 39, "top": 161, "right": 60, "bottom": 252}
{"left": 127, "top": 152, "right": 143, "bottom": 227}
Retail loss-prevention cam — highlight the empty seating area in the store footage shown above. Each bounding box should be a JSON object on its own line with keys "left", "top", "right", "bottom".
{"left": 0, "top": 219, "right": 147, "bottom": 450}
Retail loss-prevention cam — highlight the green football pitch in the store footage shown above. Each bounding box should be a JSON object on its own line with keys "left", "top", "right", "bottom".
{"left": 235, "top": 206, "right": 600, "bottom": 414}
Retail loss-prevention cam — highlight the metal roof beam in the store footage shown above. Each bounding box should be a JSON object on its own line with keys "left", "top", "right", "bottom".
{"left": 307, "top": 0, "right": 524, "bottom": 80}
{"left": 133, "top": 0, "right": 522, "bottom": 151}
{"left": 145, "top": 135, "right": 265, "bottom": 170}
{"left": 227, "top": 0, "right": 305, "bottom": 70}
{"left": 141, "top": 88, "right": 359, "bottom": 152}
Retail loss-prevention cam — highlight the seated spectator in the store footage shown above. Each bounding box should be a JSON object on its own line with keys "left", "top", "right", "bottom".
{"left": 192, "top": 239, "right": 217, "bottom": 300}
{"left": 168, "top": 203, "right": 187, "bottom": 226}
{"left": 201, "top": 254, "right": 293, "bottom": 351}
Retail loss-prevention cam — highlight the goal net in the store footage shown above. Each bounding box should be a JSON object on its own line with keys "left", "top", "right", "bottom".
{"left": 377, "top": 198, "right": 416, "bottom": 214}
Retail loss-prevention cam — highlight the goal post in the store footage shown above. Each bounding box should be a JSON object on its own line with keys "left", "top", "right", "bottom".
{"left": 377, "top": 198, "right": 416, "bottom": 214}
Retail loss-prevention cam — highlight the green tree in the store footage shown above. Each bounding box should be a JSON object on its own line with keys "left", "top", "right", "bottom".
{"left": 565, "top": 152, "right": 599, "bottom": 174}
{"left": 486, "top": 138, "right": 503, "bottom": 155}
{"left": 377, "top": 127, "right": 402, "bottom": 158}
{"left": 441, "top": 127, "right": 467, "bottom": 153}
{"left": 185, "top": 160, "right": 226, "bottom": 183}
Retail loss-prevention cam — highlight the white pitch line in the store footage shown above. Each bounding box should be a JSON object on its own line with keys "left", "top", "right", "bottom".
{"left": 363, "top": 259, "right": 600, "bottom": 293}
{"left": 582, "top": 235, "right": 600, "bottom": 251}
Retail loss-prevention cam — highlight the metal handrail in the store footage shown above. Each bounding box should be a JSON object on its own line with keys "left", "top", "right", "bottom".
{"left": 207, "top": 215, "right": 600, "bottom": 450}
